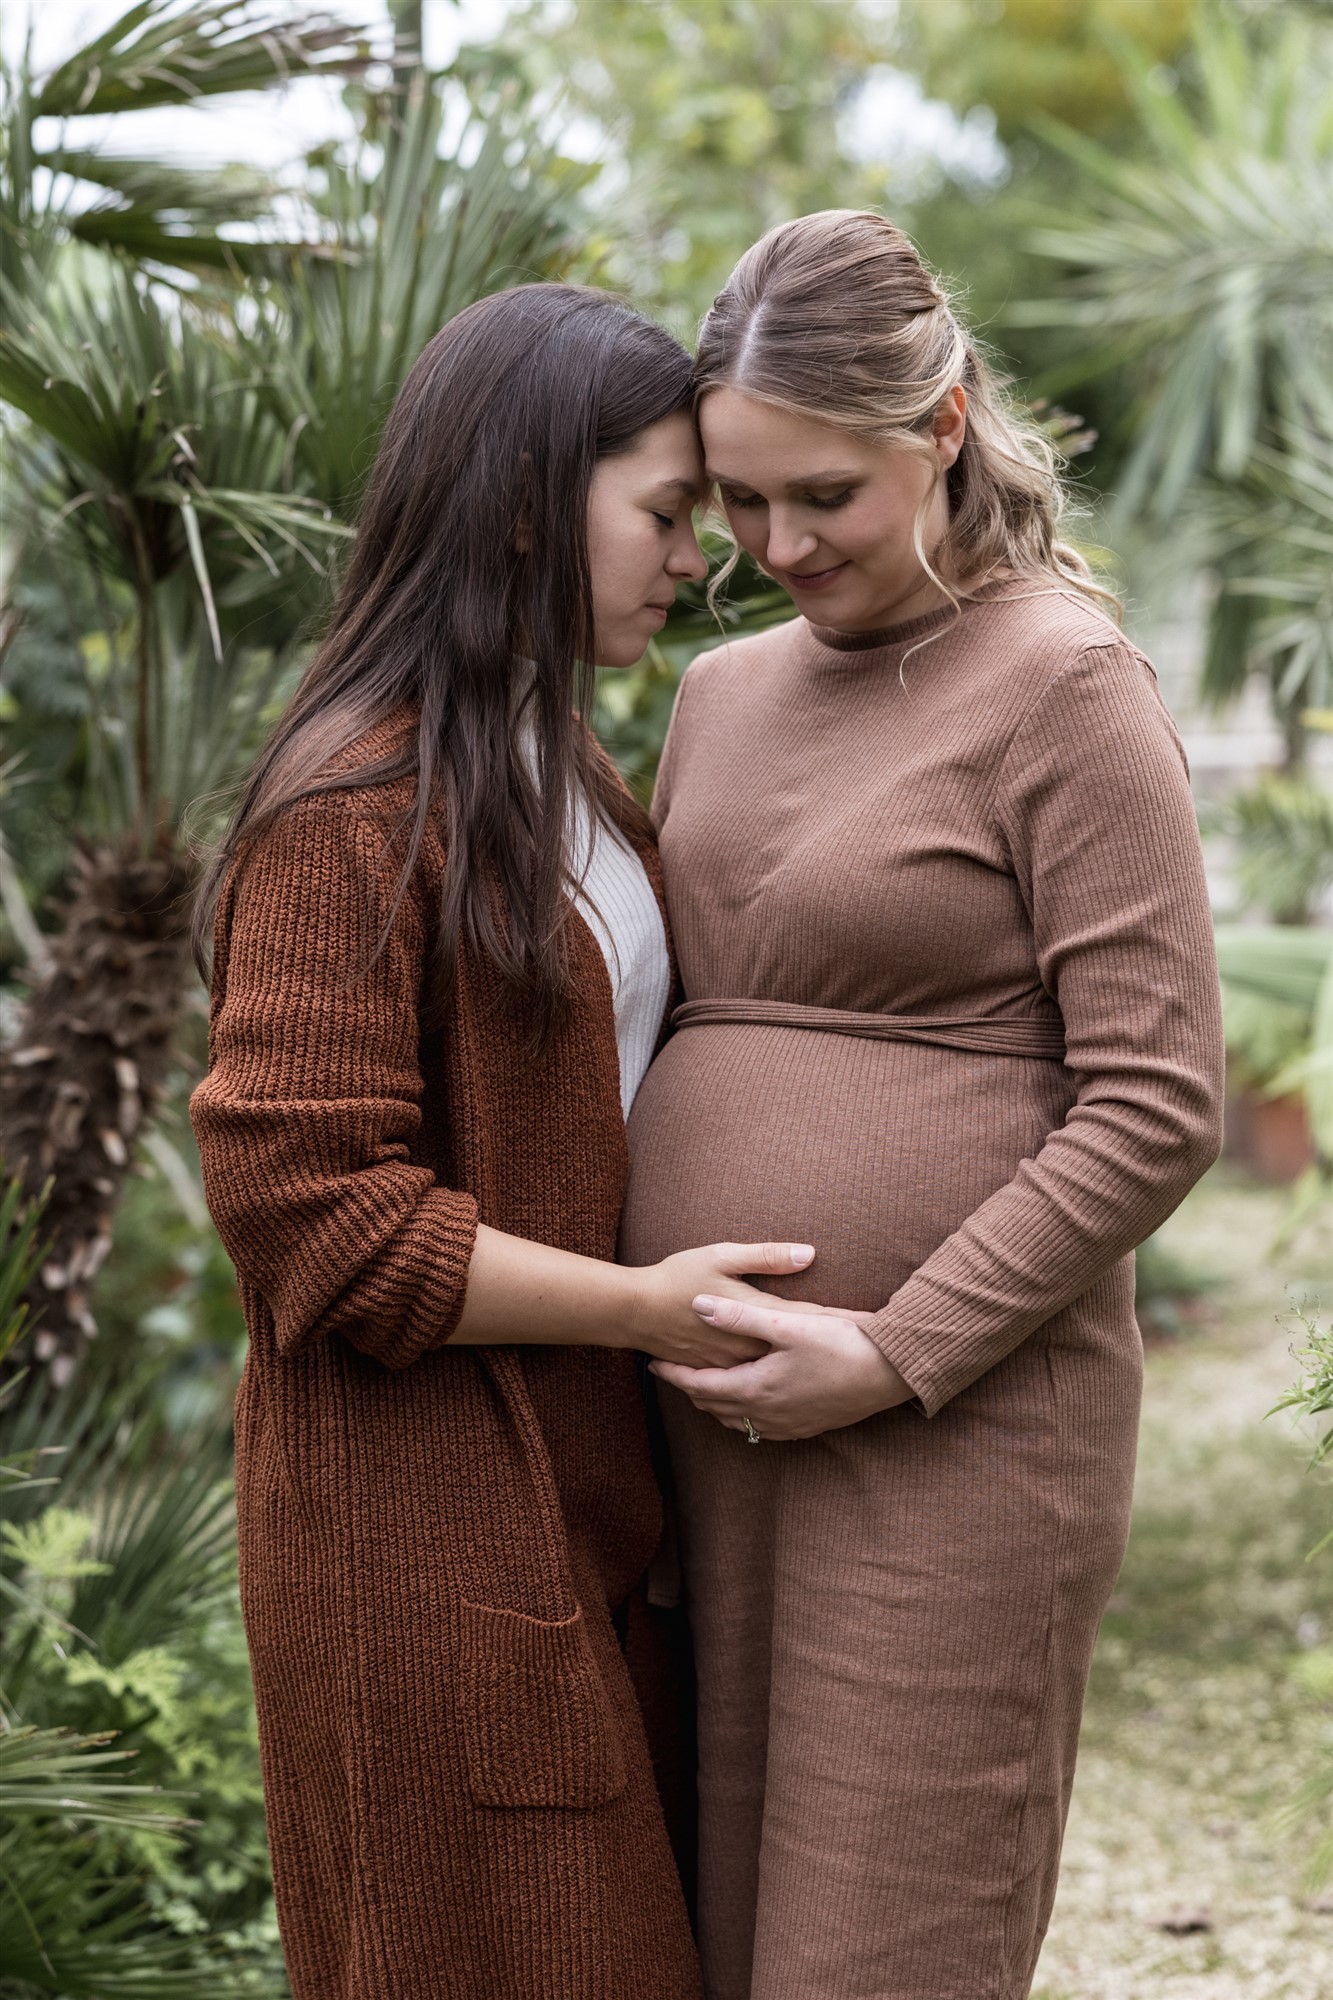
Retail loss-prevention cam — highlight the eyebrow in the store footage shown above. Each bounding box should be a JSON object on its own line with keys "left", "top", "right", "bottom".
{"left": 706, "top": 469, "right": 861, "bottom": 491}
{"left": 653, "top": 475, "right": 706, "bottom": 500}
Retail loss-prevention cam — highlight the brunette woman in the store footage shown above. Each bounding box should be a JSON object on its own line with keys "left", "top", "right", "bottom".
{"left": 188, "top": 284, "right": 820, "bottom": 2000}
{"left": 620, "top": 213, "right": 1226, "bottom": 1998}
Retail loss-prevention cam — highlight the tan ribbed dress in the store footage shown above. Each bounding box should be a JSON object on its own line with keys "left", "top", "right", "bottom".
{"left": 619, "top": 585, "right": 1225, "bottom": 2000}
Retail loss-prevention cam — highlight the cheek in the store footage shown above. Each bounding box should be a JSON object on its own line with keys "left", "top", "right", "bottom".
{"left": 723, "top": 505, "right": 766, "bottom": 554}
{"left": 589, "top": 526, "right": 639, "bottom": 614}
{"left": 843, "top": 492, "right": 921, "bottom": 570}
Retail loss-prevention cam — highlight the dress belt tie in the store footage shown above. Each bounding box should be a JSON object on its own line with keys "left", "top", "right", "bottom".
{"left": 670, "top": 998, "right": 1067, "bottom": 1062}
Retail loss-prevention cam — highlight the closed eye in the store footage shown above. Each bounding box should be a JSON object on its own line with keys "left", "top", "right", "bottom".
{"left": 719, "top": 487, "right": 855, "bottom": 511}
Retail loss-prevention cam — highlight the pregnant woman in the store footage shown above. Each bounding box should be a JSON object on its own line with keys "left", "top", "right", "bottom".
{"left": 621, "top": 212, "right": 1226, "bottom": 1998}
{"left": 188, "top": 283, "right": 821, "bottom": 2000}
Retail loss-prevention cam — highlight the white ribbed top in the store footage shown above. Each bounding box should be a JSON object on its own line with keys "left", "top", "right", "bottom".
{"left": 513, "top": 683, "right": 670, "bottom": 1118}
{"left": 566, "top": 791, "right": 671, "bottom": 1119}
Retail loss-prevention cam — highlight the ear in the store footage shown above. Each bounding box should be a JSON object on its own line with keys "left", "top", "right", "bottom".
{"left": 933, "top": 385, "right": 967, "bottom": 471}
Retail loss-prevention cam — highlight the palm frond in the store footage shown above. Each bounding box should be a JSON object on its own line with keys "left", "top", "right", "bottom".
{"left": 33, "top": 1, "right": 372, "bottom": 120}
{"left": 0, "top": 1727, "right": 186, "bottom": 1834}
{"left": 0, "top": 1178, "right": 49, "bottom": 1369}
{"left": 0, "top": 258, "right": 346, "bottom": 822}
{"left": 251, "top": 67, "right": 590, "bottom": 514}
{"left": 1194, "top": 407, "right": 1333, "bottom": 714}
{"left": 64, "top": 1445, "right": 237, "bottom": 1671}
{"left": 1212, "top": 924, "right": 1333, "bottom": 1014}
{"left": 1013, "top": 12, "right": 1333, "bottom": 520}
{"left": 0, "top": 1823, "right": 246, "bottom": 1996}
{"left": 1, "top": 6, "right": 375, "bottom": 289}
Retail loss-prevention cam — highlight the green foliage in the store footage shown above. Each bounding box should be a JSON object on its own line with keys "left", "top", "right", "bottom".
{"left": 497, "top": 0, "right": 900, "bottom": 323}
{"left": 1134, "top": 1229, "right": 1212, "bottom": 1337}
{"left": 1221, "top": 982, "right": 1313, "bottom": 1092}
{"left": 0, "top": 1178, "right": 276, "bottom": 1992}
{"left": 1208, "top": 771, "right": 1333, "bottom": 925}
{"left": 0, "top": 1173, "right": 48, "bottom": 1362}
{"left": 1013, "top": 8, "right": 1333, "bottom": 737}
{"left": 0, "top": 2, "right": 374, "bottom": 287}
{"left": 1015, "top": 11, "right": 1333, "bottom": 514}
{"left": 1274, "top": 1301, "right": 1333, "bottom": 1474}
{"left": 901, "top": 0, "right": 1199, "bottom": 141}
{"left": 1, "top": 38, "right": 591, "bottom": 860}
{"left": 0, "top": 1406, "right": 277, "bottom": 1991}
{"left": 1215, "top": 923, "right": 1333, "bottom": 1247}
{"left": 1, "top": 256, "right": 349, "bottom": 835}
{"left": 1196, "top": 403, "right": 1333, "bottom": 721}
{"left": 247, "top": 65, "right": 590, "bottom": 520}
{"left": 33, "top": 2, "right": 368, "bottom": 121}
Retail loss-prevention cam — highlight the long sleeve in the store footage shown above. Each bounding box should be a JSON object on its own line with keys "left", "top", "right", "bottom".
{"left": 189, "top": 794, "right": 478, "bottom": 1368}
{"left": 864, "top": 640, "right": 1225, "bottom": 1416}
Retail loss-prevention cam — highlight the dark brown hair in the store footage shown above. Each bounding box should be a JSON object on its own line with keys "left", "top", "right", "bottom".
{"left": 191, "top": 283, "right": 693, "bottom": 1036}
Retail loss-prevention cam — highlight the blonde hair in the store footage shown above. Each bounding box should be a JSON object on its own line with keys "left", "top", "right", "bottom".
{"left": 695, "top": 209, "right": 1115, "bottom": 619}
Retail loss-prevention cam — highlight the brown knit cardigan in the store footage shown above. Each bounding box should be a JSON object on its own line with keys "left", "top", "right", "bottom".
{"left": 190, "top": 716, "right": 700, "bottom": 1999}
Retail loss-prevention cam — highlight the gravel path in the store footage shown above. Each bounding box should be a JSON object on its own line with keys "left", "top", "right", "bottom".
{"left": 1034, "top": 1171, "right": 1333, "bottom": 1998}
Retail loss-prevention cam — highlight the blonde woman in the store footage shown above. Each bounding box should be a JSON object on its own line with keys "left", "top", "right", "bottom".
{"left": 620, "top": 213, "right": 1225, "bottom": 1998}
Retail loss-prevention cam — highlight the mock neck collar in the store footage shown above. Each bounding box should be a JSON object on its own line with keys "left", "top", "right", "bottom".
{"left": 804, "top": 575, "right": 1026, "bottom": 656}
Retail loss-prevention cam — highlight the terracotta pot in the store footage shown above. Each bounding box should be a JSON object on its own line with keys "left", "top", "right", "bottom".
{"left": 1223, "top": 1085, "right": 1316, "bottom": 1184}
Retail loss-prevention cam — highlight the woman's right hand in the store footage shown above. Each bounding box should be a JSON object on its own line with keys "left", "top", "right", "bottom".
{"left": 629, "top": 1242, "right": 817, "bottom": 1368}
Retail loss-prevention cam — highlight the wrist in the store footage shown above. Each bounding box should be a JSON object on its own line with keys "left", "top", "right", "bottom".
{"left": 603, "top": 1262, "right": 653, "bottom": 1351}
{"left": 580, "top": 1256, "right": 648, "bottom": 1352}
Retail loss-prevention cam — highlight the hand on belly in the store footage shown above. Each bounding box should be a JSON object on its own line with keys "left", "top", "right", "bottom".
{"left": 651, "top": 1294, "right": 914, "bottom": 1442}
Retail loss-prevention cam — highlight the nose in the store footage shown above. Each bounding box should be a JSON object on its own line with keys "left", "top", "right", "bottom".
{"left": 669, "top": 523, "right": 710, "bottom": 584}
{"left": 763, "top": 510, "right": 820, "bottom": 573}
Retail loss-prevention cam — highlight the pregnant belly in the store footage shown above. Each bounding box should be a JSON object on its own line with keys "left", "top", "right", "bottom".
{"left": 621, "top": 1023, "right": 1075, "bottom": 1311}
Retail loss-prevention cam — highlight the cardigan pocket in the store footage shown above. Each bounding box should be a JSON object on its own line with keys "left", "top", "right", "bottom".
{"left": 457, "top": 1597, "right": 629, "bottom": 1811}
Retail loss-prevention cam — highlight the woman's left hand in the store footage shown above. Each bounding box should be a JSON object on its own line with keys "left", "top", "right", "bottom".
{"left": 650, "top": 1294, "right": 915, "bottom": 1441}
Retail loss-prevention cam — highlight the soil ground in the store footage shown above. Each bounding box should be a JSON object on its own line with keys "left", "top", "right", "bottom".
{"left": 1033, "top": 1167, "right": 1333, "bottom": 1999}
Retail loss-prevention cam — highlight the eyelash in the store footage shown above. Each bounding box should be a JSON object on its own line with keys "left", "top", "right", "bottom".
{"left": 723, "top": 490, "right": 854, "bottom": 512}
{"left": 653, "top": 512, "right": 677, "bottom": 529}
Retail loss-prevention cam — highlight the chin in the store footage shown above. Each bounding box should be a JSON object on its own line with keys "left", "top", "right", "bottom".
{"left": 597, "top": 634, "right": 650, "bottom": 670}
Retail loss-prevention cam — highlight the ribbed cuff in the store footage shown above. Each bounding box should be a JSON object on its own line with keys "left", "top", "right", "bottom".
{"left": 863, "top": 1303, "right": 957, "bottom": 1421}
{"left": 405, "top": 1187, "right": 481, "bottom": 1353}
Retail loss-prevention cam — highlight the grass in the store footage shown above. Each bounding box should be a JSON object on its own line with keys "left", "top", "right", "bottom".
{"left": 1034, "top": 1166, "right": 1333, "bottom": 1999}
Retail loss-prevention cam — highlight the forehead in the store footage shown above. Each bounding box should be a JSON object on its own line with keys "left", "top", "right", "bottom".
{"left": 615, "top": 409, "right": 705, "bottom": 489}
{"left": 699, "top": 387, "right": 877, "bottom": 483}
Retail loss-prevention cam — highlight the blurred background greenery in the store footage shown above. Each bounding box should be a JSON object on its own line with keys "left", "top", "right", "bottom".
{"left": 0, "top": 0, "right": 1331, "bottom": 1991}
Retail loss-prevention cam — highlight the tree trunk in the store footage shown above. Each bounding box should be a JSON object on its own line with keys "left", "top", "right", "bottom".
{"left": 0, "top": 837, "right": 196, "bottom": 1384}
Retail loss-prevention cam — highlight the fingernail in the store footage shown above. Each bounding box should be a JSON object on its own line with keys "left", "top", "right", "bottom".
{"left": 693, "top": 1295, "right": 717, "bottom": 1320}
{"left": 791, "top": 1244, "right": 815, "bottom": 1263}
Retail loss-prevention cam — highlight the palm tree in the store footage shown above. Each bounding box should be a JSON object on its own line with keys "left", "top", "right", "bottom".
{"left": 1011, "top": 8, "right": 1333, "bottom": 751}
{"left": 0, "top": 6, "right": 587, "bottom": 1380}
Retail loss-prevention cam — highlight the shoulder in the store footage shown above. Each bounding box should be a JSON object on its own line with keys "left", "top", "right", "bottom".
{"left": 974, "top": 584, "right": 1153, "bottom": 704}
{"left": 225, "top": 710, "right": 438, "bottom": 929}
{"left": 675, "top": 616, "right": 807, "bottom": 707}
{"left": 965, "top": 586, "right": 1178, "bottom": 773}
{"left": 985, "top": 591, "right": 1189, "bottom": 805}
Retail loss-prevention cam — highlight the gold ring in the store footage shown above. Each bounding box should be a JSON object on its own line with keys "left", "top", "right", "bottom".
{"left": 743, "top": 1417, "right": 761, "bottom": 1445}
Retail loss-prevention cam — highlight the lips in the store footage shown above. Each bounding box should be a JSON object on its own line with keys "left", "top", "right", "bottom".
{"left": 777, "top": 561, "right": 849, "bottom": 593}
